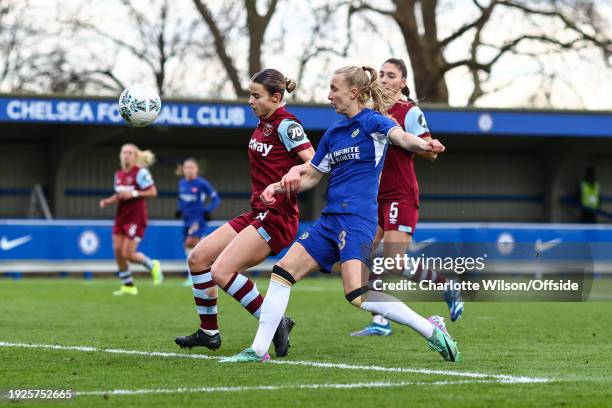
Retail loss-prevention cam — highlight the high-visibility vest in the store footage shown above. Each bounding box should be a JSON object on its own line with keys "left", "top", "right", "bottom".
{"left": 580, "top": 181, "right": 600, "bottom": 210}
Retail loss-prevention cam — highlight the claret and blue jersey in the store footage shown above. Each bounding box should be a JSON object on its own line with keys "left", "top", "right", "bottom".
{"left": 379, "top": 100, "right": 431, "bottom": 204}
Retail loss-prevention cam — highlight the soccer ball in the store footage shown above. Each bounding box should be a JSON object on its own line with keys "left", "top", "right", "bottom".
{"left": 118, "top": 84, "right": 161, "bottom": 127}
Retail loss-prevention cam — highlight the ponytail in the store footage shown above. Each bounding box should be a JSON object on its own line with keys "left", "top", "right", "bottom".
{"left": 361, "top": 66, "right": 395, "bottom": 115}
{"left": 401, "top": 85, "right": 418, "bottom": 105}
{"left": 175, "top": 163, "right": 183, "bottom": 177}
{"left": 122, "top": 143, "right": 155, "bottom": 168}
{"left": 136, "top": 149, "right": 155, "bottom": 168}
{"left": 333, "top": 65, "right": 396, "bottom": 116}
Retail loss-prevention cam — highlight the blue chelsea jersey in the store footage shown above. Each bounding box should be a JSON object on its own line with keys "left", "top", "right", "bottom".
{"left": 177, "top": 177, "right": 220, "bottom": 220}
{"left": 310, "top": 108, "right": 399, "bottom": 221}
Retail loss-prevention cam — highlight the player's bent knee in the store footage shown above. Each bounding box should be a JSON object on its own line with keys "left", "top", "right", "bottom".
{"left": 188, "top": 247, "right": 213, "bottom": 270}
{"left": 271, "top": 265, "right": 297, "bottom": 287}
{"left": 209, "top": 267, "right": 223, "bottom": 282}
{"left": 210, "top": 259, "right": 233, "bottom": 282}
{"left": 345, "top": 286, "right": 369, "bottom": 307}
{"left": 186, "top": 252, "right": 198, "bottom": 269}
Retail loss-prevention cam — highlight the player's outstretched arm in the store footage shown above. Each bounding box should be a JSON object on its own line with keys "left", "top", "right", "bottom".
{"left": 296, "top": 164, "right": 324, "bottom": 192}
{"left": 416, "top": 136, "right": 438, "bottom": 162}
{"left": 136, "top": 185, "right": 158, "bottom": 199}
{"left": 99, "top": 194, "right": 118, "bottom": 209}
{"left": 260, "top": 165, "right": 324, "bottom": 206}
{"left": 281, "top": 147, "right": 316, "bottom": 196}
{"left": 116, "top": 186, "right": 158, "bottom": 201}
{"left": 260, "top": 183, "right": 281, "bottom": 205}
{"left": 389, "top": 127, "right": 445, "bottom": 154}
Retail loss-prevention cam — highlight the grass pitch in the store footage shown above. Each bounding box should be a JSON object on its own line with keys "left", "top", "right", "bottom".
{"left": 1, "top": 276, "right": 611, "bottom": 407}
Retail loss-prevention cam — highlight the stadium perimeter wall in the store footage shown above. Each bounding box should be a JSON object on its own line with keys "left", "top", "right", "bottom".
{"left": 2, "top": 220, "right": 612, "bottom": 275}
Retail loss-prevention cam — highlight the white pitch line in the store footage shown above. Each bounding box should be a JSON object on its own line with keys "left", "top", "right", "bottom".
{"left": 76, "top": 380, "right": 494, "bottom": 397}
{"left": 268, "top": 359, "right": 549, "bottom": 384}
{"left": 0, "top": 342, "right": 216, "bottom": 361}
{"left": 0, "top": 341, "right": 550, "bottom": 384}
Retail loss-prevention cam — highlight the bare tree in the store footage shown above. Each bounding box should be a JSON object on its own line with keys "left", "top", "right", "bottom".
{"left": 0, "top": 0, "right": 22, "bottom": 88}
{"left": 192, "top": 0, "right": 280, "bottom": 98}
{"left": 290, "top": 1, "right": 352, "bottom": 101}
{"left": 69, "top": 0, "right": 202, "bottom": 96}
{"left": 13, "top": 46, "right": 86, "bottom": 94}
{"left": 0, "top": 1, "right": 86, "bottom": 94}
{"left": 349, "top": 0, "right": 612, "bottom": 104}
{"left": 0, "top": 0, "right": 48, "bottom": 92}
{"left": 10, "top": 1, "right": 100, "bottom": 95}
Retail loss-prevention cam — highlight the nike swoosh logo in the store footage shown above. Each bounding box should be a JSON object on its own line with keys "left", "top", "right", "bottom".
{"left": 0, "top": 235, "right": 33, "bottom": 251}
{"left": 535, "top": 238, "right": 562, "bottom": 254}
{"left": 408, "top": 238, "right": 436, "bottom": 252}
{"left": 443, "top": 335, "right": 457, "bottom": 362}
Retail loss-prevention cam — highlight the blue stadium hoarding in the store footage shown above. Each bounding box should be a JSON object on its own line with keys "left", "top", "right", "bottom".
{"left": 424, "top": 110, "right": 612, "bottom": 138}
{"left": 0, "top": 96, "right": 340, "bottom": 131}
{"left": 1, "top": 95, "right": 611, "bottom": 137}
{"left": 0, "top": 220, "right": 299, "bottom": 263}
{"left": 1, "top": 220, "right": 612, "bottom": 263}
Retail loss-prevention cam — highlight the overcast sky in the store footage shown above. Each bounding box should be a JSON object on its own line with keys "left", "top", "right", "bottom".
{"left": 18, "top": 0, "right": 612, "bottom": 110}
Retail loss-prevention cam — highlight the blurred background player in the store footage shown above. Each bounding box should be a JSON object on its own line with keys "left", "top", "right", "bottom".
{"left": 99, "top": 143, "right": 163, "bottom": 295}
{"left": 221, "top": 66, "right": 457, "bottom": 363}
{"left": 351, "top": 58, "right": 464, "bottom": 337}
{"left": 579, "top": 167, "right": 600, "bottom": 223}
{"left": 174, "top": 69, "right": 315, "bottom": 356}
{"left": 175, "top": 158, "right": 220, "bottom": 286}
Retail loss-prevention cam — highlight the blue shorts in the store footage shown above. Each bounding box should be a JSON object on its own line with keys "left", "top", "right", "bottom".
{"left": 183, "top": 218, "right": 206, "bottom": 239}
{"left": 297, "top": 213, "right": 376, "bottom": 273}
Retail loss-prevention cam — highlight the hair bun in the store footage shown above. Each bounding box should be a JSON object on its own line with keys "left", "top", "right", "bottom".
{"left": 285, "top": 78, "right": 297, "bottom": 93}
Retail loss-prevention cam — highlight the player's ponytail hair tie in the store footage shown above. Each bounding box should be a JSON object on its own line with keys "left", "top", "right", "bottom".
{"left": 361, "top": 66, "right": 393, "bottom": 115}
{"left": 360, "top": 66, "right": 377, "bottom": 87}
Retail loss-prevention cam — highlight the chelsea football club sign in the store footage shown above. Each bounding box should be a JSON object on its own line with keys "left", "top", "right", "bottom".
{"left": 1, "top": 95, "right": 610, "bottom": 136}
{"left": 0, "top": 97, "right": 250, "bottom": 128}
